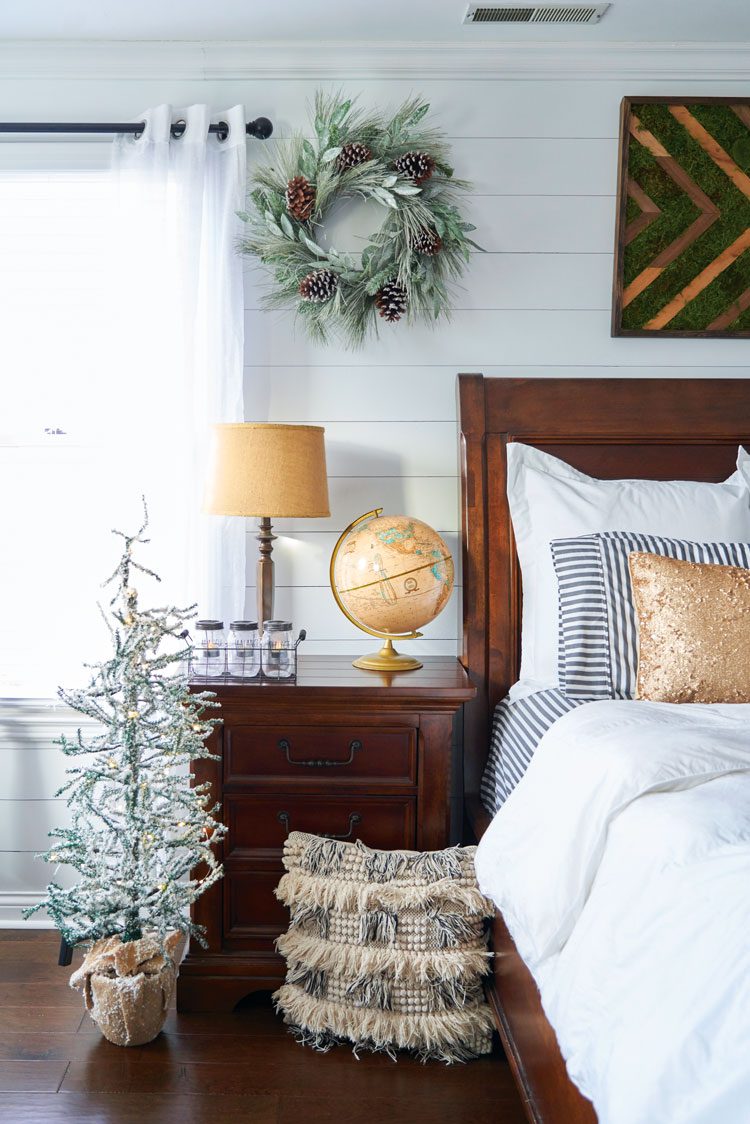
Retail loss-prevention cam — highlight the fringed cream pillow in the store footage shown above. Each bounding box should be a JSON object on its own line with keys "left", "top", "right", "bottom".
{"left": 273, "top": 832, "right": 495, "bottom": 1063}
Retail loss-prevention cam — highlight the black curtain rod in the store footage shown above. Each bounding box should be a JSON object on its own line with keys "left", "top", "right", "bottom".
{"left": 0, "top": 118, "right": 273, "bottom": 140}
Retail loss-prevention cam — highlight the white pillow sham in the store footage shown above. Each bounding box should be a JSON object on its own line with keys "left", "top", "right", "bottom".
{"left": 506, "top": 442, "right": 750, "bottom": 696}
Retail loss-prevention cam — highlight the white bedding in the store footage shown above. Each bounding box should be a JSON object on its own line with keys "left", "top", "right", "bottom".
{"left": 474, "top": 700, "right": 750, "bottom": 1124}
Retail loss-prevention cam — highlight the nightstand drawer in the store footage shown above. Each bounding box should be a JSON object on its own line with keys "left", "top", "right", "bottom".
{"left": 224, "top": 725, "right": 416, "bottom": 786}
{"left": 224, "top": 793, "right": 416, "bottom": 854}
{"left": 224, "top": 869, "right": 290, "bottom": 942}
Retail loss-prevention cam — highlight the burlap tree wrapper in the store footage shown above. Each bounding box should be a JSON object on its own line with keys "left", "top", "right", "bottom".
{"left": 70, "top": 931, "right": 186, "bottom": 1046}
{"left": 274, "top": 833, "right": 495, "bottom": 1063}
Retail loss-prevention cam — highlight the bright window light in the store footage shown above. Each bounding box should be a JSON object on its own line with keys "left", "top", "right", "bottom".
{"left": 0, "top": 151, "right": 192, "bottom": 697}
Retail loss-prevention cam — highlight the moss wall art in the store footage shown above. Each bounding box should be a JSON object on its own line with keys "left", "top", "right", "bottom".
{"left": 612, "top": 98, "right": 750, "bottom": 337}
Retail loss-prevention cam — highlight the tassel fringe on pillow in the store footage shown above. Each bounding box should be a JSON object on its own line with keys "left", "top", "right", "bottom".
{"left": 273, "top": 832, "right": 495, "bottom": 1064}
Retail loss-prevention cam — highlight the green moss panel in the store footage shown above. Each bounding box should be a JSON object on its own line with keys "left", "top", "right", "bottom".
{"left": 620, "top": 101, "right": 750, "bottom": 332}
{"left": 730, "top": 304, "right": 750, "bottom": 331}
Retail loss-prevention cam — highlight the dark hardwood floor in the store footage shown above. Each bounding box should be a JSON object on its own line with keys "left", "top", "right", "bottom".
{"left": 0, "top": 931, "right": 527, "bottom": 1123}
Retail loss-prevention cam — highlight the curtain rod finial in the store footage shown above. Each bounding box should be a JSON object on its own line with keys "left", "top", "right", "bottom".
{"left": 247, "top": 117, "right": 273, "bottom": 140}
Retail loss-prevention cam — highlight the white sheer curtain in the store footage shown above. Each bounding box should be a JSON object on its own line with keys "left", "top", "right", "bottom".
{"left": 0, "top": 107, "right": 246, "bottom": 697}
{"left": 110, "top": 104, "right": 247, "bottom": 627}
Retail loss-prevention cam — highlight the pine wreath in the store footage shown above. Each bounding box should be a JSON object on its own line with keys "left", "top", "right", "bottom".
{"left": 239, "top": 91, "right": 481, "bottom": 349}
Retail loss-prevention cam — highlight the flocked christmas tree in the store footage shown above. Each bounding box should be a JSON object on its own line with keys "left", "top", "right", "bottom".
{"left": 24, "top": 508, "right": 226, "bottom": 948}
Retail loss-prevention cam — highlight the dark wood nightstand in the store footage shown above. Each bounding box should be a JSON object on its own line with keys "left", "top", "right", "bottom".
{"left": 177, "top": 655, "right": 476, "bottom": 1011}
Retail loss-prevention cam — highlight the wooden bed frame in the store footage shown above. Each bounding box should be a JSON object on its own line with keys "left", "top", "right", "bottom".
{"left": 457, "top": 373, "right": 750, "bottom": 1124}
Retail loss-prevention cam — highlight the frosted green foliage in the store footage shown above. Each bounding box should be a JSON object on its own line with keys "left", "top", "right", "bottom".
{"left": 24, "top": 510, "right": 225, "bottom": 948}
{"left": 239, "top": 90, "right": 482, "bottom": 348}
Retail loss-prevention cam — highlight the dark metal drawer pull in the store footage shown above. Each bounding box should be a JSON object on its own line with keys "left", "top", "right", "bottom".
{"left": 276, "top": 810, "right": 362, "bottom": 840}
{"left": 278, "top": 737, "right": 362, "bottom": 768}
{"left": 322, "top": 813, "right": 362, "bottom": 840}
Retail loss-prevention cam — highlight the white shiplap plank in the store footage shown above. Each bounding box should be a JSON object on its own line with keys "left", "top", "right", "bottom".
{"left": 286, "top": 421, "right": 459, "bottom": 478}
{"left": 245, "top": 309, "right": 750, "bottom": 368}
{"left": 271, "top": 476, "right": 459, "bottom": 534}
{"left": 245, "top": 365, "right": 750, "bottom": 425}
{"left": 244, "top": 251, "right": 613, "bottom": 312}
{"left": 247, "top": 137, "right": 619, "bottom": 197}
{"left": 0, "top": 852, "right": 75, "bottom": 895}
{"left": 484, "top": 195, "right": 615, "bottom": 253}
{"left": 245, "top": 366, "right": 460, "bottom": 423}
{"left": 0, "top": 748, "right": 69, "bottom": 801}
{"left": 0, "top": 800, "right": 70, "bottom": 853}
{"left": 242, "top": 195, "right": 615, "bottom": 258}
{"left": 245, "top": 586, "right": 460, "bottom": 645}
{"left": 243, "top": 78, "right": 747, "bottom": 137}
{"left": 246, "top": 531, "right": 460, "bottom": 588}
{"left": 12, "top": 78, "right": 749, "bottom": 143}
{"left": 248, "top": 79, "right": 750, "bottom": 139}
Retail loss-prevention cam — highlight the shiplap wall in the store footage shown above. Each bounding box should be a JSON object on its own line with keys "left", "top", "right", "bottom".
{"left": 242, "top": 75, "right": 750, "bottom": 655}
{"left": 3, "top": 65, "right": 749, "bottom": 924}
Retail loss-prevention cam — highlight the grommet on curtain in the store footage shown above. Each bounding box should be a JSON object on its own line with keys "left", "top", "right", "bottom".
{"left": 215, "top": 121, "right": 230, "bottom": 142}
{"left": 171, "top": 119, "right": 187, "bottom": 139}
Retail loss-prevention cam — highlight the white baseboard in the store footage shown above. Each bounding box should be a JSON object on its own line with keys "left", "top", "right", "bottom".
{"left": 0, "top": 892, "right": 53, "bottom": 928}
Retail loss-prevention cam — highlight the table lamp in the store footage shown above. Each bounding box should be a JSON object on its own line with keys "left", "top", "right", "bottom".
{"left": 206, "top": 423, "right": 330, "bottom": 630}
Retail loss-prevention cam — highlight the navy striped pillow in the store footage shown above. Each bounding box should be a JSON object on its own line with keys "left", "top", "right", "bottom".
{"left": 552, "top": 533, "right": 750, "bottom": 699}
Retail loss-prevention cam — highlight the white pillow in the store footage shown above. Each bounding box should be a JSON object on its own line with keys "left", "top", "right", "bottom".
{"left": 507, "top": 442, "right": 750, "bottom": 696}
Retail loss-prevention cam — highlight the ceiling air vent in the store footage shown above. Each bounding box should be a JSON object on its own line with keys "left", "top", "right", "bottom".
{"left": 464, "top": 4, "right": 610, "bottom": 23}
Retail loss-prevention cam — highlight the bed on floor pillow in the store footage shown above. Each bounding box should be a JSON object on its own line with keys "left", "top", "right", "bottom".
{"left": 273, "top": 832, "right": 495, "bottom": 1063}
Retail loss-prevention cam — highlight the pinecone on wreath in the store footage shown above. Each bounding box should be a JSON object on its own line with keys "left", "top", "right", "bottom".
{"left": 299, "top": 269, "right": 339, "bottom": 303}
{"left": 336, "top": 142, "right": 372, "bottom": 172}
{"left": 375, "top": 279, "right": 408, "bottom": 322}
{"left": 286, "top": 175, "right": 316, "bottom": 221}
{"left": 394, "top": 151, "right": 436, "bottom": 185}
{"left": 410, "top": 227, "right": 442, "bottom": 256}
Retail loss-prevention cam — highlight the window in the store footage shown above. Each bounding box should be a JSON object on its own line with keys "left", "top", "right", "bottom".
{"left": 0, "top": 146, "right": 186, "bottom": 697}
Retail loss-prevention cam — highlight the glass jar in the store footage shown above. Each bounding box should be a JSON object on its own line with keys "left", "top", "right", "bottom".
{"left": 228, "top": 621, "right": 260, "bottom": 679}
{"left": 193, "top": 619, "right": 225, "bottom": 678}
{"left": 261, "top": 620, "right": 294, "bottom": 679}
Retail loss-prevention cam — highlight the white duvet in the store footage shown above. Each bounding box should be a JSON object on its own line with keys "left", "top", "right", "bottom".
{"left": 474, "top": 700, "right": 750, "bottom": 1124}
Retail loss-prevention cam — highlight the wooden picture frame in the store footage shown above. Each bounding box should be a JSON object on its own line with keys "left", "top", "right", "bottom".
{"left": 612, "top": 96, "right": 750, "bottom": 338}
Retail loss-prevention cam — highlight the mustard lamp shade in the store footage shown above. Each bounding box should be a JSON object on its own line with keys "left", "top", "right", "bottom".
{"left": 206, "top": 423, "right": 330, "bottom": 518}
{"left": 206, "top": 423, "right": 330, "bottom": 632}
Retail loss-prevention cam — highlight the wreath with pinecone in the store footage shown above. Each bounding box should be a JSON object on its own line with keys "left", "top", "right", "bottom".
{"left": 239, "top": 92, "right": 481, "bottom": 349}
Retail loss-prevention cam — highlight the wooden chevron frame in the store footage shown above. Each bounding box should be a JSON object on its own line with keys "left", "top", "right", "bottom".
{"left": 612, "top": 97, "right": 750, "bottom": 337}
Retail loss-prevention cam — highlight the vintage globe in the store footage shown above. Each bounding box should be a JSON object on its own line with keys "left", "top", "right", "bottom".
{"left": 330, "top": 509, "right": 454, "bottom": 671}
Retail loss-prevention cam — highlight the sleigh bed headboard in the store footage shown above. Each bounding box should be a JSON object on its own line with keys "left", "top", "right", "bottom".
{"left": 458, "top": 373, "right": 750, "bottom": 832}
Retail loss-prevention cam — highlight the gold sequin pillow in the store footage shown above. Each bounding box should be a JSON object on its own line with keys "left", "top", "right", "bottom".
{"left": 629, "top": 551, "right": 750, "bottom": 703}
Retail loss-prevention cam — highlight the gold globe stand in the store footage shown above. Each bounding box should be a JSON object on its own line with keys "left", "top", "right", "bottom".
{"left": 330, "top": 509, "right": 423, "bottom": 673}
{"left": 352, "top": 637, "right": 422, "bottom": 673}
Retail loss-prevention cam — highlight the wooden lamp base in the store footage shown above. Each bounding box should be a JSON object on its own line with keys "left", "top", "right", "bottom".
{"left": 256, "top": 516, "right": 275, "bottom": 629}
